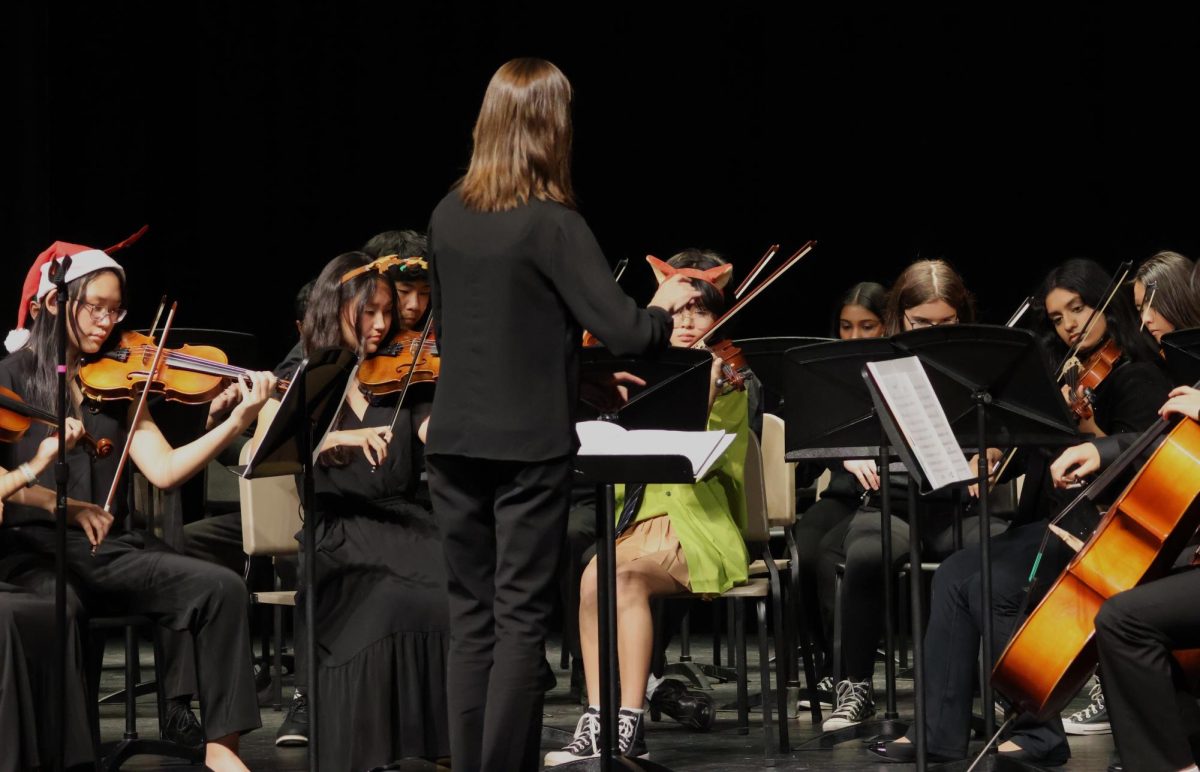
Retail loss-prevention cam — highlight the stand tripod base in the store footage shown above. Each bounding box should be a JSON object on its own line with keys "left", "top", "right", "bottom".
{"left": 98, "top": 738, "right": 205, "bottom": 771}
{"left": 795, "top": 717, "right": 908, "bottom": 750}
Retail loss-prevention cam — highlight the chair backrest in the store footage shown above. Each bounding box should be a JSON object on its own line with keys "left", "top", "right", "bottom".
{"left": 760, "top": 414, "right": 797, "bottom": 527}
{"left": 237, "top": 441, "right": 302, "bottom": 557}
{"left": 742, "top": 429, "right": 770, "bottom": 543}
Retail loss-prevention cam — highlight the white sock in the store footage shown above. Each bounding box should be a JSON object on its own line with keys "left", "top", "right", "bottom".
{"left": 645, "top": 673, "right": 665, "bottom": 698}
{"left": 620, "top": 706, "right": 644, "bottom": 715}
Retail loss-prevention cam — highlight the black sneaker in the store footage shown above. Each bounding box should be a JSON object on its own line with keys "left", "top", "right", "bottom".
{"left": 797, "top": 675, "right": 835, "bottom": 710}
{"left": 1063, "top": 677, "right": 1110, "bottom": 735}
{"left": 162, "top": 697, "right": 204, "bottom": 748}
{"left": 617, "top": 708, "right": 649, "bottom": 759}
{"left": 821, "top": 679, "right": 875, "bottom": 731}
{"left": 275, "top": 691, "right": 309, "bottom": 747}
{"left": 544, "top": 707, "right": 600, "bottom": 766}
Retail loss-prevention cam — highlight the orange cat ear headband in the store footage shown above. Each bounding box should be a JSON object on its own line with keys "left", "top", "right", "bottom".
{"left": 339, "top": 255, "right": 429, "bottom": 285}
{"left": 645, "top": 255, "right": 733, "bottom": 294}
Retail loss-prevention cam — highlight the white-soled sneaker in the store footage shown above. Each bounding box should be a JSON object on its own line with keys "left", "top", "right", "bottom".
{"left": 617, "top": 708, "right": 649, "bottom": 759}
{"left": 821, "top": 679, "right": 875, "bottom": 731}
{"left": 1063, "top": 678, "right": 1110, "bottom": 735}
{"left": 797, "top": 675, "right": 836, "bottom": 710}
{"left": 544, "top": 708, "right": 601, "bottom": 766}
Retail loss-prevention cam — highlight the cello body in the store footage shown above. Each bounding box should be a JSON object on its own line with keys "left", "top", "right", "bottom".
{"left": 992, "top": 417, "right": 1200, "bottom": 721}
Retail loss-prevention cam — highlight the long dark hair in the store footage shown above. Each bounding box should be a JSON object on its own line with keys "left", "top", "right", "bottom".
{"left": 1032, "top": 258, "right": 1160, "bottom": 366}
{"left": 832, "top": 281, "right": 887, "bottom": 336}
{"left": 302, "top": 252, "right": 400, "bottom": 355}
{"left": 1135, "top": 251, "right": 1200, "bottom": 331}
{"left": 21, "top": 269, "right": 126, "bottom": 413}
{"left": 884, "top": 259, "right": 975, "bottom": 335}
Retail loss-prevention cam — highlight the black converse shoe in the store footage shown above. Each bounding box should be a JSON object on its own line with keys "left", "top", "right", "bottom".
{"left": 1063, "top": 677, "right": 1110, "bottom": 735}
{"left": 617, "top": 708, "right": 649, "bottom": 759}
{"left": 544, "top": 708, "right": 600, "bottom": 766}
{"left": 275, "top": 691, "right": 309, "bottom": 746}
{"left": 821, "top": 679, "right": 875, "bottom": 731}
{"left": 797, "top": 675, "right": 836, "bottom": 710}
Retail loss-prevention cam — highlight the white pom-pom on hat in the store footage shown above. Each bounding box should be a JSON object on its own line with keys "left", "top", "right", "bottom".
{"left": 4, "top": 328, "right": 31, "bottom": 353}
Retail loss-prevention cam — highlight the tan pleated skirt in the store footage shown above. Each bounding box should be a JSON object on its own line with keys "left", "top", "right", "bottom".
{"left": 614, "top": 515, "right": 691, "bottom": 588}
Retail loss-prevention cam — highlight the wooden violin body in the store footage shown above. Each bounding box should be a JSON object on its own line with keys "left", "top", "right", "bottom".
{"left": 992, "top": 416, "right": 1200, "bottom": 720}
{"left": 0, "top": 385, "right": 113, "bottom": 458}
{"left": 1064, "top": 338, "right": 1122, "bottom": 421}
{"left": 358, "top": 329, "right": 440, "bottom": 394}
{"left": 79, "top": 330, "right": 286, "bottom": 404}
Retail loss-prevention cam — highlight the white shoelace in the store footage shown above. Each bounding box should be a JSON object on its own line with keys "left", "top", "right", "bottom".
{"left": 830, "top": 680, "right": 871, "bottom": 718}
{"left": 565, "top": 712, "right": 600, "bottom": 755}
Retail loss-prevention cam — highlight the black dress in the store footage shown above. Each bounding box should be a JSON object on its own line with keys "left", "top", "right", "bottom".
{"left": 0, "top": 580, "right": 93, "bottom": 772}
{"left": 297, "top": 393, "right": 450, "bottom": 770}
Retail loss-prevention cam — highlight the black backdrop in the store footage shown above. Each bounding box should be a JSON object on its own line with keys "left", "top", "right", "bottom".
{"left": 7, "top": 3, "right": 1200, "bottom": 368}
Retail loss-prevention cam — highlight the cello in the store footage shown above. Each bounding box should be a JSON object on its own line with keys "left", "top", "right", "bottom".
{"left": 992, "top": 404, "right": 1200, "bottom": 721}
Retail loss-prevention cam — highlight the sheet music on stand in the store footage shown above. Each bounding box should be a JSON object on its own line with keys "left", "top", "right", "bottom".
{"left": 864, "top": 357, "right": 974, "bottom": 492}
{"left": 575, "top": 421, "right": 734, "bottom": 480}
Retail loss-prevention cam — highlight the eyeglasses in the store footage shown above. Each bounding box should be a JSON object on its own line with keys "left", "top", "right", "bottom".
{"left": 672, "top": 304, "right": 715, "bottom": 324}
{"left": 905, "top": 314, "right": 958, "bottom": 329}
{"left": 78, "top": 302, "right": 127, "bottom": 324}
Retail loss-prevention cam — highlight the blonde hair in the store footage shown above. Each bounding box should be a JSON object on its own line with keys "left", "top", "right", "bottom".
{"left": 458, "top": 58, "right": 575, "bottom": 212}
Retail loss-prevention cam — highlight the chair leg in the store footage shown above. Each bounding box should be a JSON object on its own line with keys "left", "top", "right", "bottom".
{"left": 124, "top": 626, "right": 139, "bottom": 740}
{"left": 898, "top": 569, "right": 910, "bottom": 671}
{"left": 766, "top": 563, "right": 792, "bottom": 752}
{"left": 755, "top": 598, "right": 775, "bottom": 762}
{"left": 712, "top": 601, "right": 721, "bottom": 668}
{"left": 274, "top": 605, "right": 284, "bottom": 710}
{"left": 735, "top": 599, "right": 749, "bottom": 735}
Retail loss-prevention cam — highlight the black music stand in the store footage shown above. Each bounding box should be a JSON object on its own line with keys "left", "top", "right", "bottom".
{"left": 783, "top": 337, "right": 912, "bottom": 750}
{"left": 1161, "top": 327, "right": 1200, "bottom": 386}
{"left": 735, "top": 336, "right": 833, "bottom": 415}
{"left": 239, "top": 347, "right": 355, "bottom": 772}
{"left": 560, "top": 347, "right": 712, "bottom": 772}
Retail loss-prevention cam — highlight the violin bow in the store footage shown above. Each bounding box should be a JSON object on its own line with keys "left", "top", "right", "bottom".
{"left": 1055, "top": 260, "right": 1133, "bottom": 382}
{"left": 146, "top": 295, "right": 168, "bottom": 339}
{"left": 693, "top": 240, "right": 816, "bottom": 348}
{"left": 1139, "top": 280, "right": 1158, "bottom": 333}
{"left": 733, "top": 243, "right": 781, "bottom": 300}
{"left": 98, "top": 302, "right": 178, "bottom": 537}
{"left": 386, "top": 314, "right": 436, "bottom": 438}
{"left": 1004, "top": 296, "right": 1034, "bottom": 328}
{"left": 612, "top": 257, "right": 630, "bottom": 284}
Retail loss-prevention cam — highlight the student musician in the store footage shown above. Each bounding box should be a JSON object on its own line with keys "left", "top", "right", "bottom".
{"left": 545, "top": 249, "right": 750, "bottom": 765}
{"left": 792, "top": 281, "right": 887, "bottom": 707}
{"left": 1133, "top": 250, "right": 1200, "bottom": 346}
{"left": 0, "top": 240, "right": 273, "bottom": 772}
{"left": 815, "top": 260, "right": 1007, "bottom": 732}
{"left": 869, "top": 258, "right": 1171, "bottom": 765}
{"left": 254, "top": 251, "right": 450, "bottom": 770}
{"left": 0, "top": 419, "right": 92, "bottom": 772}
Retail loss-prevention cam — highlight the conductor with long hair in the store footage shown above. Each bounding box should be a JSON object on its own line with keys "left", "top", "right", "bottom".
{"left": 424, "top": 58, "right": 700, "bottom": 771}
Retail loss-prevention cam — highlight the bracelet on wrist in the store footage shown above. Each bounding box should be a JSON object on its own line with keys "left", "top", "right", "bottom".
{"left": 18, "top": 463, "right": 38, "bottom": 487}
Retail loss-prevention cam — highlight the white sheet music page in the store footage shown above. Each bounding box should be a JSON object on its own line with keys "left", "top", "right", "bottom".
{"left": 575, "top": 421, "right": 735, "bottom": 480}
{"left": 865, "top": 357, "right": 973, "bottom": 490}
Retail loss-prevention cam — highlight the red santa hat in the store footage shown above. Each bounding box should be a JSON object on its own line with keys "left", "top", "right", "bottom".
{"left": 5, "top": 225, "right": 146, "bottom": 353}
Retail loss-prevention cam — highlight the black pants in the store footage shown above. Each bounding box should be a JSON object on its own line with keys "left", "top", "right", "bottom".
{"left": 4, "top": 528, "right": 262, "bottom": 741}
{"left": 1096, "top": 569, "right": 1200, "bottom": 772}
{"left": 426, "top": 454, "right": 571, "bottom": 772}
{"left": 794, "top": 495, "right": 856, "bottom": 673}
{"left": 817, "top": 506, "right": 1004, "bottom": 682}
{"left": 909, "top": 521, "right": 1071, "bottom": 759}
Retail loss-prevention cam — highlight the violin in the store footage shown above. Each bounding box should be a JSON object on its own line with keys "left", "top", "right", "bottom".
{"left": 78, "top": 330, "right": 288, "bottom": 404}
{"left": 1062, "top": 338, "right": 1122, "bottom": 422}
{"left": 358, "top": 328, "right": 440, "bottom": 394}
{"left": 0, "top": 385, "right": 113, "bottom": 458}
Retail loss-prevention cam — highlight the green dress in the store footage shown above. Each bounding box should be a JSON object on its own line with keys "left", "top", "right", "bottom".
{"left": 616, "top": 389, "right": 749, "bottom": 595}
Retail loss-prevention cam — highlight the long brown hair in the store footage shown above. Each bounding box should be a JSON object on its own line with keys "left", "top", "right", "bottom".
{"left": 1134, "top": 250, "right": 1200, "bottom": 331}
{"left": 884, "top": 259, "right": 975, "bottom": 335}
{"left": 458, "top": 58, "right": 576, "bottom": 212}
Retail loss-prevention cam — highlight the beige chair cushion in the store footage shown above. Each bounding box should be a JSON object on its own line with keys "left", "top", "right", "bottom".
{"left": 238, "top": 441, "right": 302, "bottom": 557}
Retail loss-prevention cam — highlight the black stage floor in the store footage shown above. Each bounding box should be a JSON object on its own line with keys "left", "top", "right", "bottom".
{"left": 97, "top": 636, "right": 1114, "bottom": 771}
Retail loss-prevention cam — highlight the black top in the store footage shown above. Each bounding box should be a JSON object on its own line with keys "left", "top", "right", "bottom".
{"left": 1014, "top": 357, "right": 1172, "bottom": 526}
{"left": 0, "top": 349, "right": 130, "bottom": 527}
{"left": 426, "top": 192, "right": 673, "bottom": 461}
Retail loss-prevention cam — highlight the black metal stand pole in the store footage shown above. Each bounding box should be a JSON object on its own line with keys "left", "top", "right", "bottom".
{"left": 879, "top": 429, "right": 899, "bottom": 720}
{"left": 975, "top": 396, "right": 996, "bottom": 745}
{"left": 53, "top": 254, "right": 72, "bottom": 772}
{"left": 597, "top": 482, "right": 617, "bottom": 772}
{"left": 907, "top": 477, "right": 927, "bottom": 772}
{"left": 299, "top": 374, "right": 319, "bottom": 772}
